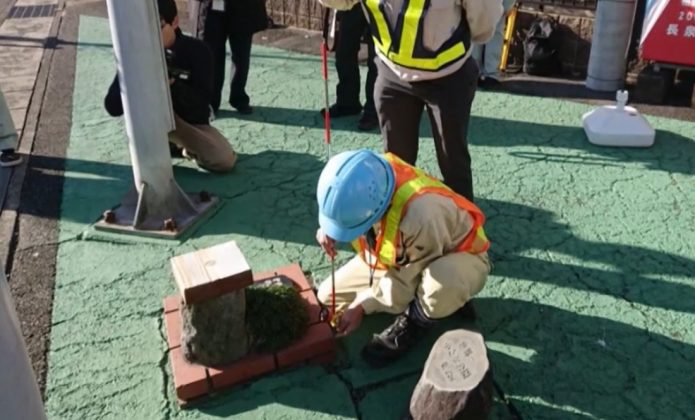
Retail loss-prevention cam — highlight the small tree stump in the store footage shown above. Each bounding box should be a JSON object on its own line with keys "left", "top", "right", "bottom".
{"left": 409, "top": 329, "right": 493, "bottom": 420}
{"left": 181, "top": 290, "right": 249, "bottom": 366}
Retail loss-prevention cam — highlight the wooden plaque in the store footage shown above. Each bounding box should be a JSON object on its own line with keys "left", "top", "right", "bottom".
{"left": 170, "top": 241, "right": 253, "bottom": 304}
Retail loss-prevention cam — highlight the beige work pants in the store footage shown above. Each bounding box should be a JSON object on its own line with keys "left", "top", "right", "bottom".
{"left": 317, "top": 252, "right": 491, "bottom": 320}
{"left": 169, "top": 114, "right": 237, "bottom": 173}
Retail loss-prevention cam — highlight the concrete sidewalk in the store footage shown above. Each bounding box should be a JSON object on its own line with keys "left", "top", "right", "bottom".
{"left": 0, "top": 0, "right": 61, "bottom": 240}
{"left": 35, "top": 14, "right": 695, "bottom": 420}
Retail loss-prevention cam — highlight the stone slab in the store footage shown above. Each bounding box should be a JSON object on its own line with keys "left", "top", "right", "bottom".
{"left": 14, "top": 0, "right": 58, "bottom": 6}
{"left": 9, "top": 108, "right": 25, "bottom": 132}
{"left": 0, "top": 16, "right": 53, "bottom": 38}
{"left": 0, "top": 48, "right": 45, "bottom": 77}
{"left": 420, "top": 330, "right": 489, "bottom": 393}
{"left": 4, "top": 90, "right": 31, "bottom": 110}
{"left": 0, "top": 74, "right": 37, "bottom": 93}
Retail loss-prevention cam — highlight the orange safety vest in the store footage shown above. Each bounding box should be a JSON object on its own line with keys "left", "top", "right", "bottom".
{"left": 352, "top": 153, "right": 489, "bottom": 270}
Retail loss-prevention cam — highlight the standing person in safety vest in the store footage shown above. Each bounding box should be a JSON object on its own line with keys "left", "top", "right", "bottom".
{"left": 316, "top": 0, "right": 503, "bottom": 201}
{"left": 316, "top": 150, "right": 491, "bottom": 366}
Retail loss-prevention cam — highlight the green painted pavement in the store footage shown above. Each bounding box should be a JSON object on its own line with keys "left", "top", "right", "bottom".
{"left": 44, "top": 15, "right": 695, "bottom": 420}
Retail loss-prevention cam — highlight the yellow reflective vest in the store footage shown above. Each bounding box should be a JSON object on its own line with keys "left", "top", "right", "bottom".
{"left": 362, "top": 0, "right": 472, "bottom": 72}
{"left": 352, "top": 153, "right": 489, "bottom": 269}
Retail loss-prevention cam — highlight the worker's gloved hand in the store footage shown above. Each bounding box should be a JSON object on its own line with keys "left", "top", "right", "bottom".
{"left": 316, "top": 228, "right": 337, "bottom": 259}
{"left": 336, "top": 304, "right": 364, "bottom": 337}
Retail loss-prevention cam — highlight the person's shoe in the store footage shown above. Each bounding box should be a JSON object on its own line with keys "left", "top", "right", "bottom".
{"left": 478, "top": 76, "right": 501, "bottom": 90}
{"left": 169, "top": 143, "right": 184, "bottom": 159}
{"left": 0, "top": 151, "right": 22, "bottom": 168}
{"left": 233, "top": 104, "right": 253, "bottom": 115}
{"left": 357, "top": 113, "right": 379, "bottom": 131}
{"left": 182, "top": 149, "right": 197, "bottom": 162}
{"left": 361, "top": 313, "right": 426, "bottom": 368}
{"left": 320, "top": 104, "right": 362, "bottom": 118}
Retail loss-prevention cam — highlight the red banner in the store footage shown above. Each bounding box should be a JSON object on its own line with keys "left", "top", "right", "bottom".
{"left": 641, "top": 0, "right": 695, "bottom": 66}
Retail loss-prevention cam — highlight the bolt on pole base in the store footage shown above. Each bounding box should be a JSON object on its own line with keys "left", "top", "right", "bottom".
{"left": 95, "top": 187, "right": 219, "bottom": 239}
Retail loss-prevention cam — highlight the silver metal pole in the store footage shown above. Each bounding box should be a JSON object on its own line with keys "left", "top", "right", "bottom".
{"left": 99, "top": 0, "right": 217, "bottom": 237}
{"left": 0, "top": 268, "right": 48, "bottom": 420}
{"left": 586, "top": 0, "right": 638, "bottom": 91}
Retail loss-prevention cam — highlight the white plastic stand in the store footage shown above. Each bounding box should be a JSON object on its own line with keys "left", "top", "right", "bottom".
{"left": 582, "top": 90, "right": 655, "bottom": 148}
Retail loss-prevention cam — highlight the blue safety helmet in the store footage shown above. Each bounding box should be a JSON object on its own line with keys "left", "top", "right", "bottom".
{"left": 317, "top": 149, "right": 395, "bottom": 243}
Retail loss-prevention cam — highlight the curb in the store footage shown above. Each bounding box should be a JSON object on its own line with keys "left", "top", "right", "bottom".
{"left": 0, "top": 0, "right": 66, "bottom": 272}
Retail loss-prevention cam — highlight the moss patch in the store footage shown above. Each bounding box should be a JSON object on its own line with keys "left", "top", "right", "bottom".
{"left": 246, "top": 284, "right": 309, "bottom": 353}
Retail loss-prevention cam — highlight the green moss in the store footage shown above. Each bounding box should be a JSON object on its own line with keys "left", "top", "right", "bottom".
{"left": 246, "top": 284, "right": 310, "bottom": 353}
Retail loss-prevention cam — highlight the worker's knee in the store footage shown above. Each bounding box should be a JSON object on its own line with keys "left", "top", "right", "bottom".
{"left": 417, "top": 292, "right": 468, "bottom": 320}
{"left": 200, "top": 149, "right": 237, "bottom": 173}
{"left": 417, "top": 253, "right": 490, "bottom": 319}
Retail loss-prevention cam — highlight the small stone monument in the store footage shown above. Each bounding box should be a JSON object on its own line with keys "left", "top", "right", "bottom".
{"left": 171, "top": 241, "right": 253, "bottom": 366}
{"left": 409, "top": 329, "right": 493, "bottom": 420}
{"left": 163, "top": 246, "right": 335, "bottom": 404}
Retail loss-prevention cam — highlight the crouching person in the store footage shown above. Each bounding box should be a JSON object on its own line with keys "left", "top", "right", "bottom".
{"left": 104, "top": 0, "right": 236, "bottom": 173}
{"left": 315, "top": 149, "right": 491, "bottom": 367}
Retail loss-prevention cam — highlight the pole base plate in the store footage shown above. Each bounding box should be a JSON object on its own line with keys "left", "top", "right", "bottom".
{"left": 95, "top": 191, "right": 219, "bottom": 239}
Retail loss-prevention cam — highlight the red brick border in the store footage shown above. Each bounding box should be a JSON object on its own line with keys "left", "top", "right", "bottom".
{"left": 163, "top": 264, "right": 335, "bottom": 405}
{"left": 208, "top": 353, "right": 277, "bottom": 390}
{"left": 300, "top": 290, "right": 322, "bottom": 325}
{"left": 253, "top": 263, "right": 313, "bottom": 292}
{"left": 169, "top": 347, "right": 209, "bottom": 401}
{"left": 276, "top": 323, "right": 334, "bottom": 369}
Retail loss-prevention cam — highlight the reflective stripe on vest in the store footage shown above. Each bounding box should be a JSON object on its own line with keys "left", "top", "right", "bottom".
{"left": 352, "top": 153, "right": 490, "bottom": 269}
{"left": 363, "top": 0, "right": 468, "bottom": 71}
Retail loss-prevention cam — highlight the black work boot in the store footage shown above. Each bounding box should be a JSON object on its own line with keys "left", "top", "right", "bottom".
{"left": 362, "top": 302, "right": 431, "bottom": 368}
{"left": 457, "top": 300, "right": 477, "bottom": 321}
{"left": 319, "top": 103, "right": 362, "bottom": 118}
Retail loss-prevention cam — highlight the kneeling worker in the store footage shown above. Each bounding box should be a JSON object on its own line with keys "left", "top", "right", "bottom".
{"left": 104, "top": 0, "right": 237, "bottom": 173}
{"left": 315, "top": 149, "right": 491, "bottom": 367}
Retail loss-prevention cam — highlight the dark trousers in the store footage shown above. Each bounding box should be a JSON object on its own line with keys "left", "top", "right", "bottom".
{"left": 204, "top": 11, "right": 253, "bottom": 111}
{"left": 336, "top": 5, "right": 377, "bottom": 116}
{"left": 374, "top": 58, "right": 480, "bottom": 201}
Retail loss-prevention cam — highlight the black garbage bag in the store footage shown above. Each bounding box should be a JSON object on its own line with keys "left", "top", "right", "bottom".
{"left": 523, "top": 16, "right": 562, "bottom": 76}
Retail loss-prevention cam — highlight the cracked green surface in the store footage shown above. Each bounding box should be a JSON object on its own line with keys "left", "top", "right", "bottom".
{"left": 44, "top": 16, "right": 695, "bottom": 420}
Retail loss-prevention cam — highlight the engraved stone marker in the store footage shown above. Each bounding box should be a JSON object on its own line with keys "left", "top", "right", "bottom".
{"left": 409, "top": 329, "right": 493, "bottom": 420}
